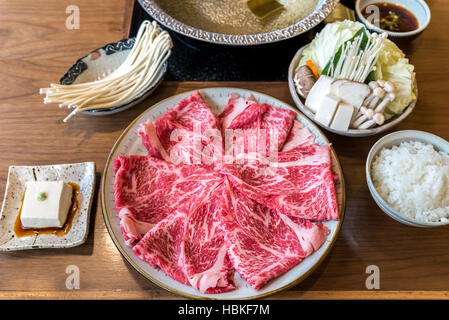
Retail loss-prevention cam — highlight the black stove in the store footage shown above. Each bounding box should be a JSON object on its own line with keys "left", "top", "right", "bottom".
{"left": 129, "top": 1, "right": 355, "bottom": 81}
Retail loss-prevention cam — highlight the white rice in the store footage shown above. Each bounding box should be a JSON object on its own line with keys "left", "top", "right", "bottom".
{"left": 371, "top": 140, "right": 449, "bottom": 223}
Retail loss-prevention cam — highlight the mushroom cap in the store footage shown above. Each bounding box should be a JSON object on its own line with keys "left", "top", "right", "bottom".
{"left": 373, "top": 87, "right": 385, "bottom": 98}
{"left": 368, "top": 81, "right": 379, "bottom": 89}
{"left": 373, "top": 113, "right": 385, "bottom": 125}
{"left": 383, "top": 81, "right": 396, "bottom": 93}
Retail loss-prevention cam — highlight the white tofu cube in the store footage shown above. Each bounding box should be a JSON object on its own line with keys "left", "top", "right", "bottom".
{"left": 305, "top": 75, "right": 334, "bottom": 113}
{"left": 314, "top": 94, "right": 340, "bottom": 126}
{"left": 330, "top": 80, "right": 371, "bottom": 110}
{"left": 21, "top": 181, "right": 73, "bottom": 228}
{"left": 330, "top": 103, "right": 354, "bottom": 131}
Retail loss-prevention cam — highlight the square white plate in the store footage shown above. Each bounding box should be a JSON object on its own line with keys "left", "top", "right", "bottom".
{"left": 0, "top": 162, "right": 96, "bottom": 251}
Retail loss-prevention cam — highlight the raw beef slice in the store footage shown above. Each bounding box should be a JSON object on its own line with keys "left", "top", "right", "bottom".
{"left": 282, "top": 120, "right": 316, "bottom": 151}
{"left": 138, "top": 90, "right": 222, "bottom": 169}
{"left": 219, "top": 94, "right": 296, "bottom": 160}
{"left": 260, "top": 103, "right": 296, "bottom": 152}
{"left": 219, "top": 93, "right": 261, "bottom": 131}
{"left": 219, "top": 94, "right": 264, "bottom": 159}
{"left": 220, "top": 179, "right": 329, "bottom": 290}
{"left": 133, "top": 209, "right": 190, "bottom": 285}
{"left": 221, "top": 144, "right": 339, "bottom": 221}
{"left": 133, "top": 183, "right": 235, "bottom": 293}
{"left": 113, "top": 155, "right": 223, "bottom": 246}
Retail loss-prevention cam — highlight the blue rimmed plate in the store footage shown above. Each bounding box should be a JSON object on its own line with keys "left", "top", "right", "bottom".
{"left": 59, "top": 38, "right": 167, "bottom": 116}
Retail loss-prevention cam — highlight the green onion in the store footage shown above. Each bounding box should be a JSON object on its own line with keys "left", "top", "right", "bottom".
{"left": 37, "top": 192, "right": 47, "bottom": 201}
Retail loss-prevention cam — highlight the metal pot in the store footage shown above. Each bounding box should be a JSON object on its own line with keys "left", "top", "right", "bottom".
{"left": 138, "top": 0, "right": 339, "bottom": 46}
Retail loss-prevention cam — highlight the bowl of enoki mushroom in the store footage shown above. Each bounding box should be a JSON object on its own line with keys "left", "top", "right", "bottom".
{"left": 40, "top": 21, "right": 172, "bottom": 122}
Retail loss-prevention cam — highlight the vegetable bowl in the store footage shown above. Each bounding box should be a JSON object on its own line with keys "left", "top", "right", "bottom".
{"left": 288, "top": 20, "right": 417, "bottom": 137}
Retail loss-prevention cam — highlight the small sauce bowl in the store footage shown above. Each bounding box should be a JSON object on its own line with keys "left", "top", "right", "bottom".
{"left": 355, "top": 0, "right": 431, "bottom": 41}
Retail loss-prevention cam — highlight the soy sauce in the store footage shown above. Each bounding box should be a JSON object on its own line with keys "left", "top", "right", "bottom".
{"left": 362, "top": 2, "right": 419, "bottom": 32}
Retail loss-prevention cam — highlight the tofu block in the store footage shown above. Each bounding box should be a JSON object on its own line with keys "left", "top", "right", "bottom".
{"left": 21, "top": 181, "right": 73, "bottom": 228}
{"left": 330, "top": 79, "right": 371, "bottom": 110}
{"left": 305, "top": 75, "right": 334, "bottom": 113}
{"left": 314, "top": 94, "right": 340, "bottom": 126}
{"left": 330, "top": 103, "right": 354, "bottom": 131}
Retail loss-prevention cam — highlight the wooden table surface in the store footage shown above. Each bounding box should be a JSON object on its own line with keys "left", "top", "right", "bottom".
{"left": 1, "top": 0, "right": 449, "bottom": 300}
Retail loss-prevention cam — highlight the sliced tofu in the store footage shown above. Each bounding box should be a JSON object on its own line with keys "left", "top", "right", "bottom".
{"left": 314, "top": 94, "right": 340, "bottom": 127}
{"left": 305, "top": 75, "right": 334, "bottom": 113}
{"left": 330, "top": 79, "right": 371, "bottom": 110}
{"left": 21, "top": 181, "right": 73, "bottom": 229}
{"left": 330, "top": 103, "right": 354, "bottom": 131}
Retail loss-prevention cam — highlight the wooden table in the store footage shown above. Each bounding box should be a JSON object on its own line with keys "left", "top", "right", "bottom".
{"left": 1, "top": 0, "right": 449, "bottom": 300}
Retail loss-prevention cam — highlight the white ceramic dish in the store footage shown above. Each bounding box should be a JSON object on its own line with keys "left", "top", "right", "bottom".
{"left": 0, "top": 162, "right": 96, "bottom": 251}
{"left": 355, "top": 0, "right": 431, "bottom": 40}
{"left": 288, "top": 44, "right": 418, "bottom": 137}
{"left": 59, "top": 38, "right": 167, "bottom": 116}
{"left": 101, "top": 87, "right": 346, "bottom": 299}
{"left": 366, "top": 130, "right": 449, "bottom": 227}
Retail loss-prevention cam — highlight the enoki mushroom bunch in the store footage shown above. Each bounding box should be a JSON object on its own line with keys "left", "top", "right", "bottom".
{"left": 40, "top": 21, "right": 172, "bottom": 122}
{"left": 327, "top": 32, "right": 387, "bottom": 83}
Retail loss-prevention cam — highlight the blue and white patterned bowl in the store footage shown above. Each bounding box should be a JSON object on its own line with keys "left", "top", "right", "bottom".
{"left": 59, "top": 38, "right": 167, "bottom": 116}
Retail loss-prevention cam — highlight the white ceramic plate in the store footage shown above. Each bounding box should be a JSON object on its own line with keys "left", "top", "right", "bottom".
{"left": 101, "top": 88, "right": 345, "bottom": 299}
{"left": 288, "top": 44, "right": 418, "bottom": 137}
{"left": 0, "top": 162, "right": 96, "bottom": 251}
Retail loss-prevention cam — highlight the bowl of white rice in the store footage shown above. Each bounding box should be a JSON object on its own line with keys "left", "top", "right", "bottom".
{"left": 366, "top": 130, "right": 449, "bottom": 227}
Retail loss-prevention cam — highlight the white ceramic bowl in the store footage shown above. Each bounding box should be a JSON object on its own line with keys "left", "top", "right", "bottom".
{"left": 288, "top": 44, "right": 418, "bottom": 137}
{"left": 355, "top": 0, "right": 431, "bottom": 40}
{"left": 366, "top": 130, "right": 449, "bottom": 227}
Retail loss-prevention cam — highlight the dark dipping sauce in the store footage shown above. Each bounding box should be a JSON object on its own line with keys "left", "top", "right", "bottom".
{"left": 362, "top": 2, "right": 419, "bottom": 32}
{"left": 14, "top": 182, "right": 80, "bottom": 238}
